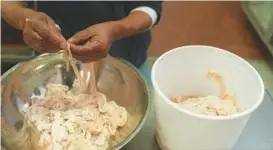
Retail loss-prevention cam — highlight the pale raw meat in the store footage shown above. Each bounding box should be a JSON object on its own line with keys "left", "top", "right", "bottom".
{"left": 23, "top": 43, "right": 128, "bottom": 150}
{"left": 171, "top": 70, "right": 242, "bottom": 116}
{"left": 25, "top": 83, "right": 128, "bottom": 150}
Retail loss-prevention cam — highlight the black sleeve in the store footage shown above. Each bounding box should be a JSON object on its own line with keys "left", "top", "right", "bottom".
{"left": 122, "top": 1, "right": 163, "bottom": 26}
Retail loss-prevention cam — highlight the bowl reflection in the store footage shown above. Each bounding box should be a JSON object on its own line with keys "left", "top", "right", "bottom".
{"left": 1, "top": 52, "right": 150, "bottom": 150}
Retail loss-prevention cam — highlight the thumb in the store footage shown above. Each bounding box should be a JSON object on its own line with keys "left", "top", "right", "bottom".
{"left": 68, "top": 29, "right": 91, "bottom": 44}
{"left": 53, "top": 25, "right": 67, "bottom": 50}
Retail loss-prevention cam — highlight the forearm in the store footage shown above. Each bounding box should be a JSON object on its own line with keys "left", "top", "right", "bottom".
{"left": 1, "top": 1, "right": 36, "bottom": 30}
{"left": 112, "top": 11, "right": 153, "bottom": 40}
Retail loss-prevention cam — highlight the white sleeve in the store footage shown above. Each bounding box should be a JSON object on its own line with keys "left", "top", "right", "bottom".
{"left": 130, "top": 6, "right": 158, "bottom": 30}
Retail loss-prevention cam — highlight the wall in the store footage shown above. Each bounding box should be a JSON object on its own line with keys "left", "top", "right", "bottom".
{"left": 149, "top": 1, "right": 265, "bottom": 60}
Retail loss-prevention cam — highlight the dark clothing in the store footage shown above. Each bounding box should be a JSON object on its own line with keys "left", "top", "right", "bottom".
{"left": 27, "top": 1, "right": 162, "bottom": 68}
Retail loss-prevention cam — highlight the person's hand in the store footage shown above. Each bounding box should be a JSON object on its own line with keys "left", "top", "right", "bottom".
{"left": 68, "top": 21, "right": 118, "bottom": 63}
{"left": 22, "top": 11, "right": 66, "bottom": 53}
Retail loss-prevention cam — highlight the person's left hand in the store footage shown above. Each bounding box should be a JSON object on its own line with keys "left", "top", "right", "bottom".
{"left": 68, "top": 22, "right": 118, "bottom": 63}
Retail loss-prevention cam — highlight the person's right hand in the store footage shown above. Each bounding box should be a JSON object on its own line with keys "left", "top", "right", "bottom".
{"left": 22, "top": 12, "right": 67, "bottom": 53}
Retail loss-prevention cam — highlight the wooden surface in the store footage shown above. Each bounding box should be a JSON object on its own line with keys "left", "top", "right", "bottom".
{"left": 149, "top": 1, "right": 266, "bottom": 60}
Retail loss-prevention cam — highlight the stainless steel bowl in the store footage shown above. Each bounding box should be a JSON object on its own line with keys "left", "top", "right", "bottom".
{"left": 1, "top": 52, "right": 151, "bottom": 150}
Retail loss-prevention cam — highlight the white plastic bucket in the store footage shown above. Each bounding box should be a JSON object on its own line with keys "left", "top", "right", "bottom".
{"left": 151, "top": 45, "right": 265, "bottom": 150}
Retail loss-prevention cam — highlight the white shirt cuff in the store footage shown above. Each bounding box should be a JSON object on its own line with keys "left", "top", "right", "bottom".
{"left": 130, "top": 6, "right": 158, "bottom": 30}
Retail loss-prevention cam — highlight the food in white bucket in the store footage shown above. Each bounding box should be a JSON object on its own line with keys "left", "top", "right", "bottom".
{"left": 171, "top": 70, "right": 243, "bottom": 116}
{"left": 151, "top": 45, "right": 265, "bottom": 150}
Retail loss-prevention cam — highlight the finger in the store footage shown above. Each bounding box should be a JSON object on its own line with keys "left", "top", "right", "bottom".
{"left": 68, "top": 30, "right": 92, "bottom": 44}
{"left": 39, "top": 14, "right": 62, "bottom": 35}
{"left": 24, "top": 22, "right": 60, "bottom": 53}
{"left": 24, "top": 20, "right": 42, "bottom": 41}
{"left": 70, "top": 41, "right": 103, "bottom": 56}
{"left": 28, "top": 19, "right": 65, "bottom": 48}
{"left": 29, "top": 19, "right": 58, "bottom": 40}
{"left": 45, "top": 16, "right": 59, "bottom": 31}
{"left": 23, "top": 22, "right": 44, "bottom": 52}
{"left": 45, "top": 17, "right": 64, "bottom": 41}
{"left": 44, "top": 17, "right": 67, "bottom": 49}
{"left": 24, "top": 32, "right": 58, "bottom": 53}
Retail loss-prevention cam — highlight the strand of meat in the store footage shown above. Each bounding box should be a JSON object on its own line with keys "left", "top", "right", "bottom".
{"left": 171, "top": 70, "right": 243, "bottom": 116}
{"left": 23, "top": 40, "right": 128, "bottom": 150}
{"left": 171, "top": 70, "right": 237, "bottom": 104}
{"left": 33, "top": 43, "right": 99, "bottom": 108}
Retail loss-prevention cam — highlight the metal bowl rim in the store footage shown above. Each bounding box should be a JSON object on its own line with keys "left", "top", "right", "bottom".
{"left": 1, "top": 52, "right": 152, "bottom": 150}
